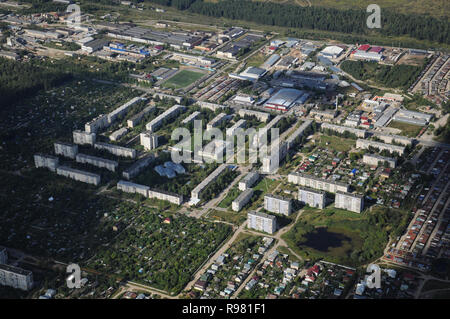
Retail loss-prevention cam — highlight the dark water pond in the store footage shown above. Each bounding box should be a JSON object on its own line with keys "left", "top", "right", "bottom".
{"left": 301, "top": 227, "right": 351, "bottom": 252}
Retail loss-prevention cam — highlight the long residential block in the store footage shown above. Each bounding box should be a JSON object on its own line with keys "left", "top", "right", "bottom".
{"left": 108, "top": 97, "right": 142, "bottom": 124}
{"left": 56, "top": 166, "right": 101, "bottom": 186}
{"left": 110, "top": 127, "right": 128, "bottom": 142}
{"left": 148, "top": 188, "right": 183, "bottom": 205}
{"left": 117, "top": 180, "right": 183, "bottom": 204}
{"left": 117, "top": 180, "right": 150, "bottom": 197}
{"left": 285, "top": 120, "right": 313, "bottom": 150}
{"left": 226, "top": 119, "right": 247, "bottom": 137}
{"left": 321, "top": 123, "right": 368, "bottom": 138}
{"left": 127, "top": 105, "right": 156, "bottom": 128}
{"left": 34, "top": 154, "right": 59, "bottom": 172}
{"left": 363, "top": 154, "right": 397, "bottom": 168}
{"left": 182, "top": 111, "right": 201, "bottom": 125}
{"left": 146, "top": 104, "right": 185, "bottom": 132}
{"left": 73, "top": 130, "right": 96, "bottom": 146}
{"left": 54, "top": 142, "right": 78, "bottom": 159}
{"left": 0, "top": 264, "right": 33, "bottom": 291}
{"left": 239, "top": 171, "right": 259, "bottom": 191}
{"left": 238, "top": 109, "right": 270, "bottom": 123}
{"left": 122, "top": 155, "right": 155, "bottom": 180}
{"left": 373, "top": 133, "right": 413, "bottom": 146}
{"left": 288, "top": 172, "right": 349, "bottom": 194}
{"left": 356, "top": 139, "right": 405, "bottom": 156}
{"left": 94, "top": 142, "right": 137, "bottom": 159}
{"left": 76, "top": 153, "right": 118, "bottom": 172}
{"left": 85, "top": 114, "right": 109, "bottom": 134}
{"left": 232, "top": 189, "right": 254, "bottom": 212}
{"left": 207, "top": 113, "right": 229, "bottom": 130}
{"left": 191, "top": 164, "right": 229, "bottom": 202}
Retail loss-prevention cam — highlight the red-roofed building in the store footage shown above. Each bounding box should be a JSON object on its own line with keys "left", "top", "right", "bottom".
{"left": 369, "top": 46, "right": 384, "bottom": 54}
{"left": 305, "top": 272, "right": 316, "bottom": 282}
{"left": 357, "top": 44, "right": 371, "bottom": 52}
{"left": 310, "top": 265, "right": 320, "bottom": 276}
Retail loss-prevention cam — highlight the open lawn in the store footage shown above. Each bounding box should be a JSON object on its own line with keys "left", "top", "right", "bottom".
{"left": 206, "top": 209, "right": 247, "bottom": 225}
{"left": 218, "top": 185, "right": 241, "bottom": 208}
{"left": 162, "top": 69, "right": 205, "bottom": 89}
{"left": 317, "top": 135, "right": 356, "bottom": 152}
{"left": 388, "top": 120, "right": 423, "bottom": 137}
{"left": 245, "top": 52, "right": 267, "bottom": 68}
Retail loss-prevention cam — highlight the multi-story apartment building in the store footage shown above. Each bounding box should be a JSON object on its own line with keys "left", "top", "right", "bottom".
{"left": 239, "top": 171, "right": 259, "bottom": 191}
{"left": 288, "top": 172, "right": 349, "bottom": 194}
{"left": 298, "top": 186, "right": 326, "bottom": 209}
{"left": 0, "top": 264, "right": 33, "bottom": 291}
{"left": 335, "top": 191, "right": 364, "bottom": 213}
{"left": 264, "top": 194, "right": 292, "bottom": 216}
{"left": 248, "top": 211, "right": 277, "bottom": 234}
{"left": 54, "top": 142, "right": 78, "bottom": 159}
{"left": 232, "top": 189, "right": 254, "bottom": 212}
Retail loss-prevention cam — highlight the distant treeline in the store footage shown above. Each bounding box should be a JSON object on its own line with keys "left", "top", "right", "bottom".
{"left": 143, "top": 0, "right": 449, "bottom": 44}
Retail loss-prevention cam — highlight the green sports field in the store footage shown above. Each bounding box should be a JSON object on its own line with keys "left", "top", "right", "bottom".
{"left": 162, "top": 69, "right": 205, "bottom": 89}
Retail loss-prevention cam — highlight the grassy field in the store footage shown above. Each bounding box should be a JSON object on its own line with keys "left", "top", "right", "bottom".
{"left": 388, "top": 120, "right": 423, "bottom": 137}
{"left": 317, "top": 135, "right": 356, "bottom": 152}
{"left": 282, "top": 205, "right": 410, "bottom": 266}
{"left": 162, "top": 69, "right": 205, "bottom": 89}
{"left": 206, "top": 209, "right": 247, "bottom": 225}
{"left": 245, "top": 52, "right": 267, "bottom": 68}
{"left": 218, "top": 185, "right": 241, "bottom": 208}
{"left": 282, "top": 207, "right": 365, "bottom": 265}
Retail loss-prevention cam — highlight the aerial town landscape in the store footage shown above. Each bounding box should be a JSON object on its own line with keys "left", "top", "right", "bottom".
{"left": 0, "top": 0, "right": 449, "bottom": 306}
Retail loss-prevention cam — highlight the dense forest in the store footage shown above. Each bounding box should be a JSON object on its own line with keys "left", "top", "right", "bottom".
{"left": 0, "top": 58, "right": 72, "bottom": 109}
{"left": 340, "top": 60, "right": 423, "bottom": 89}
{"left": 0, "top": 56, "right": 140, "bottom": 109}
{"left": 141, "top": 0, "right": 449, "bottom": 44}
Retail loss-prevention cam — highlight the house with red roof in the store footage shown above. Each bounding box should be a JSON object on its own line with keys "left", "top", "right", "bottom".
{"left": 357, "top": 44, "right": 371, "bottom": 52}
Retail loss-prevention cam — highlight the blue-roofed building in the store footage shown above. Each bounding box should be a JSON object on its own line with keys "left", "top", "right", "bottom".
{"left": 164, "top": 161, "right": 186, "bottom": 174}
{"left": 263, "top": 54, "right": 280, "bottom": 68}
